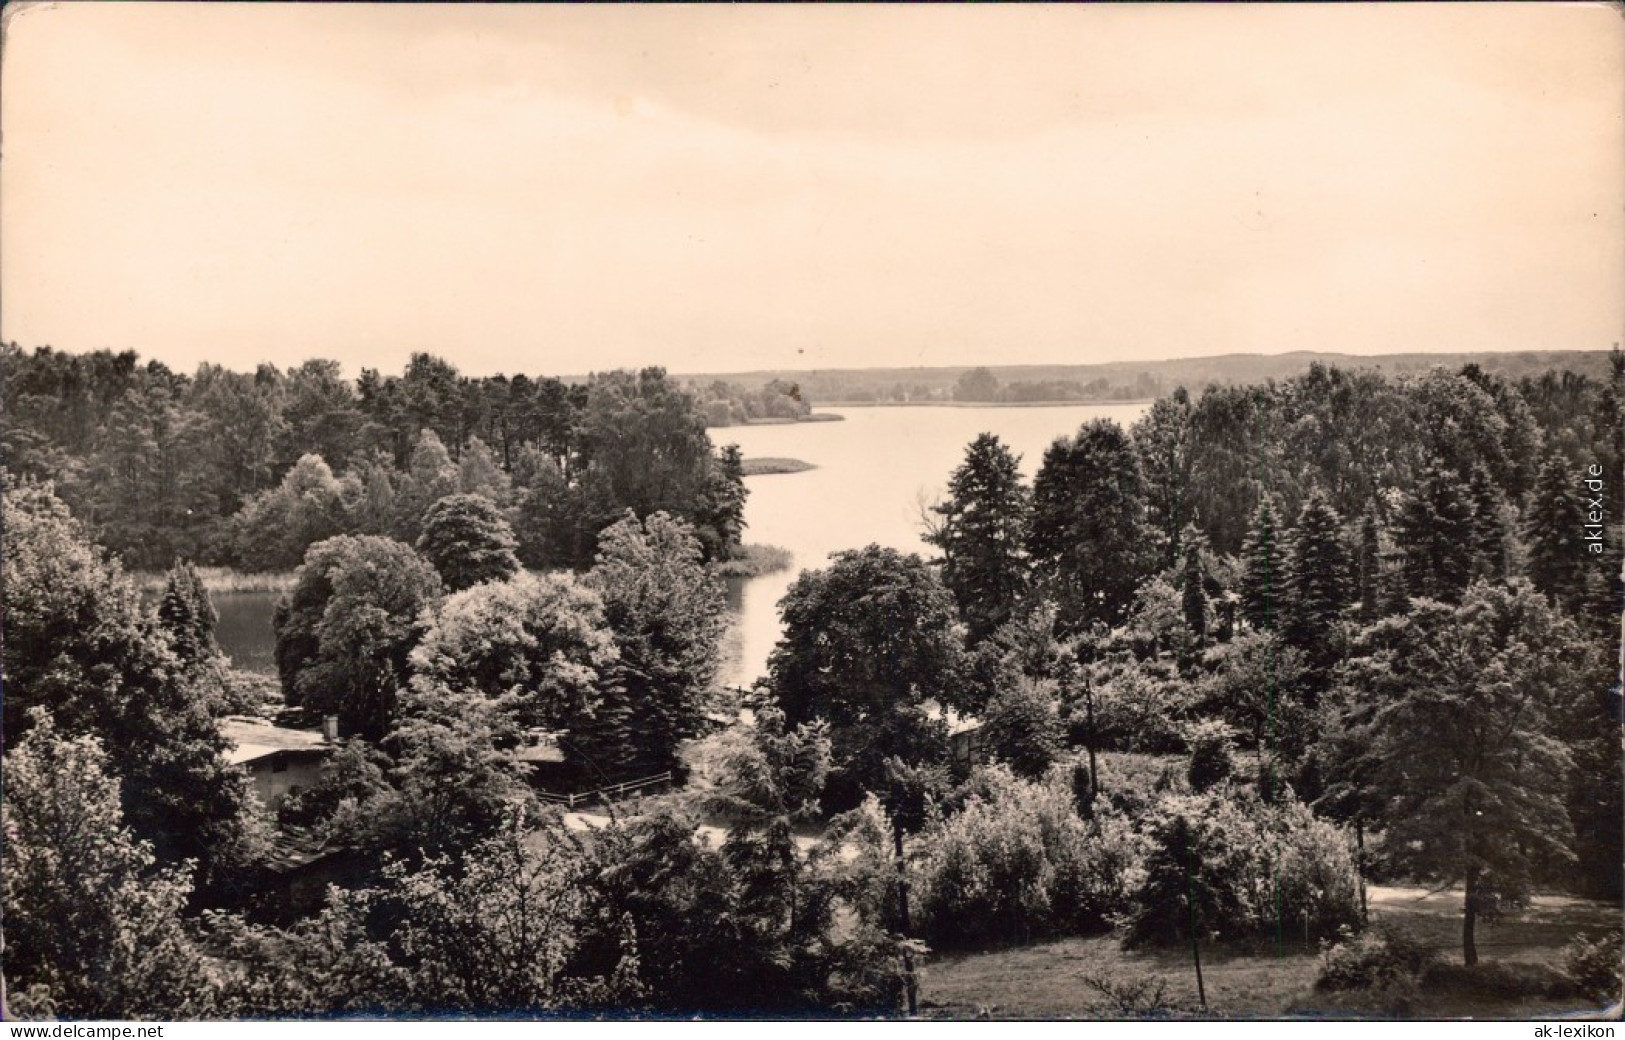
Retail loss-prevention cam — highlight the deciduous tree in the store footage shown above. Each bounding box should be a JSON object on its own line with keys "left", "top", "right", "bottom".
{"left": 1339, "top": 581, "right": 1587, "bottom": 965}
{"left": 273, "top": 535, "right": 444, "bottom": 739}
{"left": 769, "top": 545, "right": 966, "bottom": 809}
{"left": 3, "top": 715, "right": 216, "bottom": 1019}
{"left": 415, "top": 493, "right": 521, "bottom": 592}
{"left": 1027, "top": 419, "right": 1156, "bottom": 633}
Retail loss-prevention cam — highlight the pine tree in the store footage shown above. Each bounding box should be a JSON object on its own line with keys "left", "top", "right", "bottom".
{"left": 1238, "top": 496, "right": 1280, "bottom": 632}
{"left": 579, "top": 512, "right": 727, "bottom": 781}
{"left": 1524, "top": 458, "right": 1587, "bottom": 612}
{"left": 1395, "top": 464, "right": 1475, "bottom": 603}
{"left": 1356, "top": 508, "right": 1382, "bottom": 623}
{"left": 926, "top": 433, "right": 1031, "bottom": 644}
{"left": 1282, "top": 489, "right": 1350, "bottom": 667}
{"left": 156, "top": 560, "right": 221, "bottom": 674}
{"left": 1180, "top": 526, "right": 1208, "bottom": 647}
{"left": 1466, "top": 465, "right": 1508, "bottom": 582}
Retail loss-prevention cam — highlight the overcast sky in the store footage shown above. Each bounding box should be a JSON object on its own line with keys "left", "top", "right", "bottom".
{"left": 3, "top": 3, "right": 1621, "bottom": 378}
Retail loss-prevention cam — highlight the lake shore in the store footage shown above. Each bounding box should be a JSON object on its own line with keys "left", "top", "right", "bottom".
{"left": 710, "top": 412, "right": 844, "bottom": 428}
{"left": 713, "top": 543, "right": 793, "bottom": 579}
{"left": 130, "top": 566, "right": 299, "bottom": 594}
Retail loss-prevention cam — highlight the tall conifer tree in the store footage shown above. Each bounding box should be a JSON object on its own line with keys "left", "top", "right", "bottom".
{"left": 927, "top": 433, "right": 1031, "bottom": 644}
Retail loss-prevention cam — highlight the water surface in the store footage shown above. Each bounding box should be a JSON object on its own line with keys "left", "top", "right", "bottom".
{"left": 209, "top": 404, "right": 1151, "bottom": 687}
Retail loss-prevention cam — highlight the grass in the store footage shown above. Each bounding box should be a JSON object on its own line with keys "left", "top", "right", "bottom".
{"left": 916, "top": 886, "right": 1623, "bottom": 1021}
{"left": 740, "top": 457, "right": 816, "bottom": 476}
{"left": 920, "top": 934, "right": 1320, "bottom": 1020}
{"left": 130, "top": 566, "right": 298, "bottom": 594}
{"left": 713, "top": 543, "right": 794, "bottom": 578}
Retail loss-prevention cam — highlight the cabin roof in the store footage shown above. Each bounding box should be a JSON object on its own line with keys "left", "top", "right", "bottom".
{"left": 220, "top": 716, "right": 329, "bottom": 764}
{"left": 261, "top": 824, "right": 347, "bottom": 874}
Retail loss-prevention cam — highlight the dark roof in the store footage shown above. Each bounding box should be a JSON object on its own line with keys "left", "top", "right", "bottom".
{"left": 261, "top": 825, "right": 350, "bottom": 875}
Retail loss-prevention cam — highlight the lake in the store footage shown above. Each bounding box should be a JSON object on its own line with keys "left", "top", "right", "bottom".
{"left": 211, "top": 404, "right": 1149, "bottom": 687}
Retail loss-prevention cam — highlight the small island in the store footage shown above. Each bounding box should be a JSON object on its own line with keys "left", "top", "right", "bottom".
{"left": 740, "top": 457, "right": 816, "bottom": 476}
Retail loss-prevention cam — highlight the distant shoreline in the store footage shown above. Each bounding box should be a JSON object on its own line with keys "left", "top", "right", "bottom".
{"left": 712, "top": 413, "right": 844, "bottom": 427}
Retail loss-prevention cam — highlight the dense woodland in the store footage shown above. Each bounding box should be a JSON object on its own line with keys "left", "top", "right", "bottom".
{"left": 3, "top": 347, "right": 1622, "bottom": 1019}
{"left": 0, "top": 344, "right": 781, "bottom": 572}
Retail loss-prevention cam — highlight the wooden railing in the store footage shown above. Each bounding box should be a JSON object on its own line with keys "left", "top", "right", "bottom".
{"left": 536, "top": 771, "right": 673, "bottom": 810}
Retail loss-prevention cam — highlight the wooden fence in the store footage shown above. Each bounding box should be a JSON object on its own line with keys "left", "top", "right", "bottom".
{"left": 536, "top": 771, "right": 673, "bottom": 810}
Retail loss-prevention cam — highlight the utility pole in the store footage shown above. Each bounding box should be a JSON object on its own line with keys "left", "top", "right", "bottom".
{"left": 1183, "top": 825, "right": 1207, "bottom": 1010}
{"left": 894, "top": 817, "right": 918, "bottom": 1016}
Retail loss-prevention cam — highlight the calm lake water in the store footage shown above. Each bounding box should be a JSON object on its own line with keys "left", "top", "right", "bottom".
{"left": 711, "top": 403, "right": 1148, "bottom": 685}
{"left": 211, "top": 404, "right": 1149, "bottom": 686}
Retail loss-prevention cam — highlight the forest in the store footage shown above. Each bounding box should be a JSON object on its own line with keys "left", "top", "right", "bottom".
{"left": 0, "top": 344, "right": 772, "bottom": 573}
{"left": 2, "top": 348, "right": 1622, "bottom": 1019}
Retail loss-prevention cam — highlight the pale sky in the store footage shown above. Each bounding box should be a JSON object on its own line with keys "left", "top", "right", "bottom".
{"left": 2, "top": 3, "right": 1621, "bottom": 378}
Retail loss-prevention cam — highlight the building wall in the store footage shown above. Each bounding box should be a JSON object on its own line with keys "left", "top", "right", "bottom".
{"left": 247, "top": 750, "right": 327, "bottom": 810}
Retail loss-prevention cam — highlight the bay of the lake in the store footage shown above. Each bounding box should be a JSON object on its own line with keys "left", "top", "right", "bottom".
{"left": 712, "top": 402, "right": 1149, "bottom": 686}
{"left": 210, "top": 403, "right": 1150, "bottom": 688}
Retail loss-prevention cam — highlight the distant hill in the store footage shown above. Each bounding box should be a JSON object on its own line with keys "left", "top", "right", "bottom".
{"left": 675, "top": 350, "right": 1616, "bottom": 405}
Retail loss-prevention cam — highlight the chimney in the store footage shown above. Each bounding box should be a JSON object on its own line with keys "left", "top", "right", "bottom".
{"left": 322, "top": 715, "right": 339, "bottom": 743}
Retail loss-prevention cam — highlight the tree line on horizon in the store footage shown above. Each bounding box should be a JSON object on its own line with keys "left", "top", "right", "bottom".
{"left": 0, "top": 344, "right": 776, "bottom": 572}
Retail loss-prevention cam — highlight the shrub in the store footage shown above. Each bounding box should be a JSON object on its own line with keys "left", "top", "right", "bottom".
{"left": 1080, "top": 973, "right": 1199, "bottom": 1019}
{"left": 1088, "top": 662, "right": 1192, "bottom": 754}
{"left": 1316, "top": 922, "right": 1438, "bottom": 993}
{"left": 980, "top": 677, "right": 1066, "bottom": 781}
{"left": 1422, "top": 961, "right": 1577, "bottom": 1001}
{"left": 1185, "top": 719, "right": 1235, "bottom": 792}
{"left": 912, "top": 766, "right": 1139, "bottom": 948}
{"left": 1562, "top": 929, "right": 1623, "bottom": 1004}
{"left": 1127, "top": 787, "right": 1361, "bottom": 947}
{"left": 1095, "top": 753, "right": 1187, "bottom": 819}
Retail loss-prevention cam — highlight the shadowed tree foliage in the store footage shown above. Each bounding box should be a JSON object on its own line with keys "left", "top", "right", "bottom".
{"left": 567, "top": 511, "right": 729, "bottom": 781}
{"left": 1337, "top": 581, "right": 1588, "bottom": 965}
{"left": 926, "top": 433, "right": 1031, "bottom": 645}
{"left": 769, "top": 545, "right": 966, "bottom": 810}
{"left": 273, "top": 535, "right": 444, "bottom": 739}
{"left": 1027, "top": 419, "right": 1157, "bottom": 634}
{"left": 1180, "top": 526, "right": 1209, "bottom": 648}
{"left": 3, "top": 714, "right": 217, "bottom": 1020}
{"left": 415, "top": 493, "right": 521, "bottom": 592}
{"left": 3, "top": 480, "right": 258, "bottom": 881}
